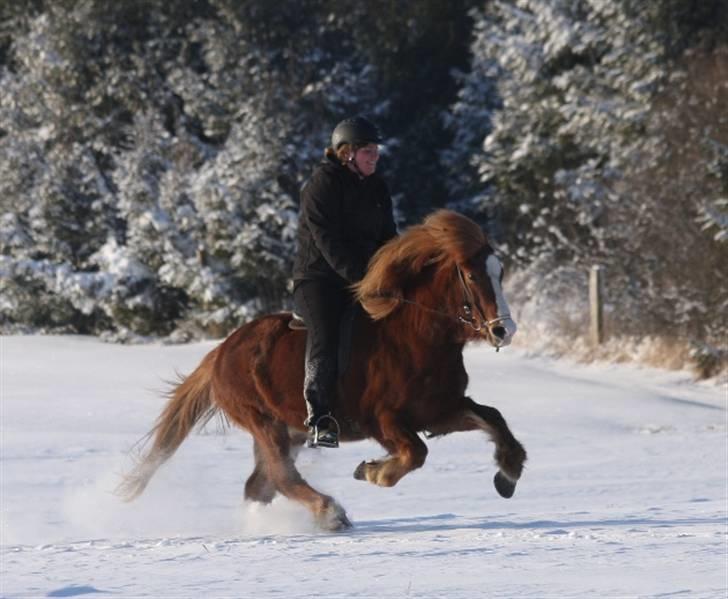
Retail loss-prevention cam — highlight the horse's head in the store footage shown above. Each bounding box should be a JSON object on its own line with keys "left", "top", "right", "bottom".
{"left": 454, "top": 248, "right": 518, "bottom": 349}
{"left": 355, "top": 210, "right": 517, "bottom": 349}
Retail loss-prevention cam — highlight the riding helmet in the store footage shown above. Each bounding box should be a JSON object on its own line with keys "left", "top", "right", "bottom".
{"left": 331, "top": 116, "right": 382, "bottom": 150}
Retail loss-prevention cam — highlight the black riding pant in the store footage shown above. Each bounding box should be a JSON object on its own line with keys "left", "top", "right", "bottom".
{"left": 293, "top": 279, "right": 351, "bottom": 425}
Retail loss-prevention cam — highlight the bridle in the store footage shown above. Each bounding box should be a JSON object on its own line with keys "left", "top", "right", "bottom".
{"left": 455, "top": 265, "right": 512, "bottom": 336}
{"left": 366, "top": 264, "right": 511, "bottom": 338}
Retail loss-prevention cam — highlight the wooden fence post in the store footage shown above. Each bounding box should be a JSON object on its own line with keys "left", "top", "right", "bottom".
{"left": 589, "top": 265, "right": 604, "bottom": 346}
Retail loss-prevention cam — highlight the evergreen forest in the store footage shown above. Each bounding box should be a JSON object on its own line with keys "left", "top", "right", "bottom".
{"left": 1, "top": 0, "right": 726, "bottom": 374}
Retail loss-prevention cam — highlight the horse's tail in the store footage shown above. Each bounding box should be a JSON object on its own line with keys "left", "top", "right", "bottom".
{"left": 117, "top": 346, "right": 220, "bottom": 501}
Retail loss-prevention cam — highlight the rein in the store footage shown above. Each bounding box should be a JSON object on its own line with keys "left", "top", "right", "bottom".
{"left": 364, "top": 265, "right": 511, "bottom": 339}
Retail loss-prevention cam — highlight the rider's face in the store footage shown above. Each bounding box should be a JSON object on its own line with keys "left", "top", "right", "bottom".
{"left": 351, "top": 144, "right": 380, "bottom": 177}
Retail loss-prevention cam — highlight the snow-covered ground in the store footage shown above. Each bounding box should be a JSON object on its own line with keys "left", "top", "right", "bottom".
{"left": 1, "top": 335, "right": 726, "bottom": 598}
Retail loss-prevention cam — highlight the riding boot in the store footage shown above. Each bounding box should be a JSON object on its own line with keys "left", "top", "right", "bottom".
{"left": 303, "top": 356, "right": 339, "bottom": 448}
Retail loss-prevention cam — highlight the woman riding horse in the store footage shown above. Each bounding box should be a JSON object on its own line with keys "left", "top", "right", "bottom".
{"left": 293, "top": 116, "right": 397, "bottom": 448}
{"left": 119, "top": 209, "right": 526, "bottom": 532}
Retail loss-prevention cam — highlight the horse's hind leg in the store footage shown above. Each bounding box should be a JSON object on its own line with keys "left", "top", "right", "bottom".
{"left": 244, "top": 434, "right": 307, "bottom": 504}
{"left": 429, "top": 397, "right": 527, "bottom": 498}
{"left": 251, "top": 416, "right": 351, "bottom": 531}
{"left": 244, "top": 440, "right": 277, "bottom": 504}
{"left": 354, "top": 412, "right": 428, "bottom": 487}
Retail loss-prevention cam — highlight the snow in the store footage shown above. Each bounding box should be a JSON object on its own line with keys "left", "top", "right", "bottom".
{"left": 1, "top": 335, "right": 726, "bottom": 598}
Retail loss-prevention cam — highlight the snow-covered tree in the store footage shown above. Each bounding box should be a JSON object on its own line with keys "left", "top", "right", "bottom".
{"left": 445, "top": 0, "right": 727, "bottom": 358}
{"left": 449, "top": 0, "right": 668, "bottom": 262}
{"left": 0, "top": 7, "right": 119, "bottom": 332}
{"left": 605, "top": 45, "right": 728, "bottom": 344}
{"left": 697, "top": 199, "right": 728, "bottom": 243}
{"left": 1, "top": 1, "right": 385, "bottom": 338}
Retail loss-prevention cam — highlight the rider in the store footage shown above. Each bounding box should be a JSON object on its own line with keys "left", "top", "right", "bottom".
{"left": 293, "top": 116, "right": 397, "bottom": 448}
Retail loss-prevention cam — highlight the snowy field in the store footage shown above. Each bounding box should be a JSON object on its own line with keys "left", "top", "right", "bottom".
{"left": 1, "top": 335, "right": 726, "bottom": 598}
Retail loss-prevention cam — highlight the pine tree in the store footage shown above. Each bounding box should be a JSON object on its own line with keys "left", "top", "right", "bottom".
{"left": 446, "top": 0, "right": 727, "bottom": 355}
{"left": 452, "top": 0, "right": 668, "bottom": 263}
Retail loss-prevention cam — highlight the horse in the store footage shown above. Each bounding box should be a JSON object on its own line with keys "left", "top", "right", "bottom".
{"left": 118, "top": 210, "right": 527, "bottom": 531}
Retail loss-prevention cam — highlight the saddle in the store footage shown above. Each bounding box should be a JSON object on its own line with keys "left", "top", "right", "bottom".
{"left": 288, "top": 303, "right": 360, "bottom": 377}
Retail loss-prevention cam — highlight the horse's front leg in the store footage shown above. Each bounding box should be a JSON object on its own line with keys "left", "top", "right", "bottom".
{"left": 427, "top": 397, "right": 527, "bottom": 498}
{"left": 353, "top": 411, "right": 427, "bottom": 488}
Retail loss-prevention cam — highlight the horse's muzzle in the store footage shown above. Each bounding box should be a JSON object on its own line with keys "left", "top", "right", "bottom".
{"left": 492, "top": 326, "right": 507, "bottom": 340}
{"left": 487, "top": 317, "right": 517, "bottom": 349}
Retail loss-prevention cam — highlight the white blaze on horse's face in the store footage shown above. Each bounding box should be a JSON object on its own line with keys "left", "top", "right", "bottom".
{"left": 485, "top": 254, "right": 517, "bottom": 347}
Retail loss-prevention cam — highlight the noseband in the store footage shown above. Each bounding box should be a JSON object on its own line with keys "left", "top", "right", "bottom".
{"left": 455, "top": 265, "right": 511, "bottom": 334}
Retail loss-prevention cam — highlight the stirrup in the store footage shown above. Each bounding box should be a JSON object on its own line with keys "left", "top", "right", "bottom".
{"left": 307, "top": 415, "right": 340, "bottom": 449}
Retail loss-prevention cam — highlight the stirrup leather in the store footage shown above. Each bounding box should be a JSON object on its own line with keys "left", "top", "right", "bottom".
{"left": 307, "top": 414, "right": 340, "bottom": 448}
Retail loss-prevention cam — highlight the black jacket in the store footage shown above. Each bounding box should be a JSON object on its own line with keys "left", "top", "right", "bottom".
{"left": 293, "top": 157, "right": 397, "bottom": 286}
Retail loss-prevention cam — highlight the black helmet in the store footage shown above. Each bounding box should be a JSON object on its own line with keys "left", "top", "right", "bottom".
{"left": 331, "top": 116, "right": 382, "bottom": 150}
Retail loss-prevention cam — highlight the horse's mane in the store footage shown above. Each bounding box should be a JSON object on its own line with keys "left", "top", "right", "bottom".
{"left": 354, "top": 210, "right": 486, "bottom": 320}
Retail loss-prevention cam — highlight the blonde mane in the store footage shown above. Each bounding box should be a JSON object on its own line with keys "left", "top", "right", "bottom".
{"left": 354, "top": 210, "right": 487, "bottom": 320}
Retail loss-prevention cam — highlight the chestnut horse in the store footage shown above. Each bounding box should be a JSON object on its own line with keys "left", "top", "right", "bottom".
{"left": 119, "top": 210, "right": 527, "bottom": 531}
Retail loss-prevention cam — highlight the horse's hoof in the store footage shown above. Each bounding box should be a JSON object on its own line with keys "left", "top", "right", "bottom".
{"left": 494, "top": 471, "right": 517, "bottom": 498}
{"left": 353, "top": 461, "right": 367, "bottom": 480}
{"left": 319, "top": 505, "right": 353, "bottom": 532}
{"left": 334, "top": 512, "right": 353, "bottom": 531}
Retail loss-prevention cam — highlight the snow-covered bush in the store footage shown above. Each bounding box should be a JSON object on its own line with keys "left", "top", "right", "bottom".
{"left": 445, "top": 0, "right": 727, "bottom": 375}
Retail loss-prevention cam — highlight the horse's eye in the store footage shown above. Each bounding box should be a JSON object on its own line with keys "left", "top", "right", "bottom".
{"left": 467, "top": 273, "right": 474, "bottom": 280}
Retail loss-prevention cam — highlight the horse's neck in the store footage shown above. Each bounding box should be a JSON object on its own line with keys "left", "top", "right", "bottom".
{"left": 377, "top": 305, "right": 464, "bottom": 355}
{"left": 370, "top": 316, "right": 466, "bottom": 391}
{"left": 401, "top": 285, "right": 462, "bottom": 343}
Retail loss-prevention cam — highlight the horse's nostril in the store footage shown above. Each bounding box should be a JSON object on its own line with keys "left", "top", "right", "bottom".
{"left": 492, "top": 326, "right": 507, "bottom": 339}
